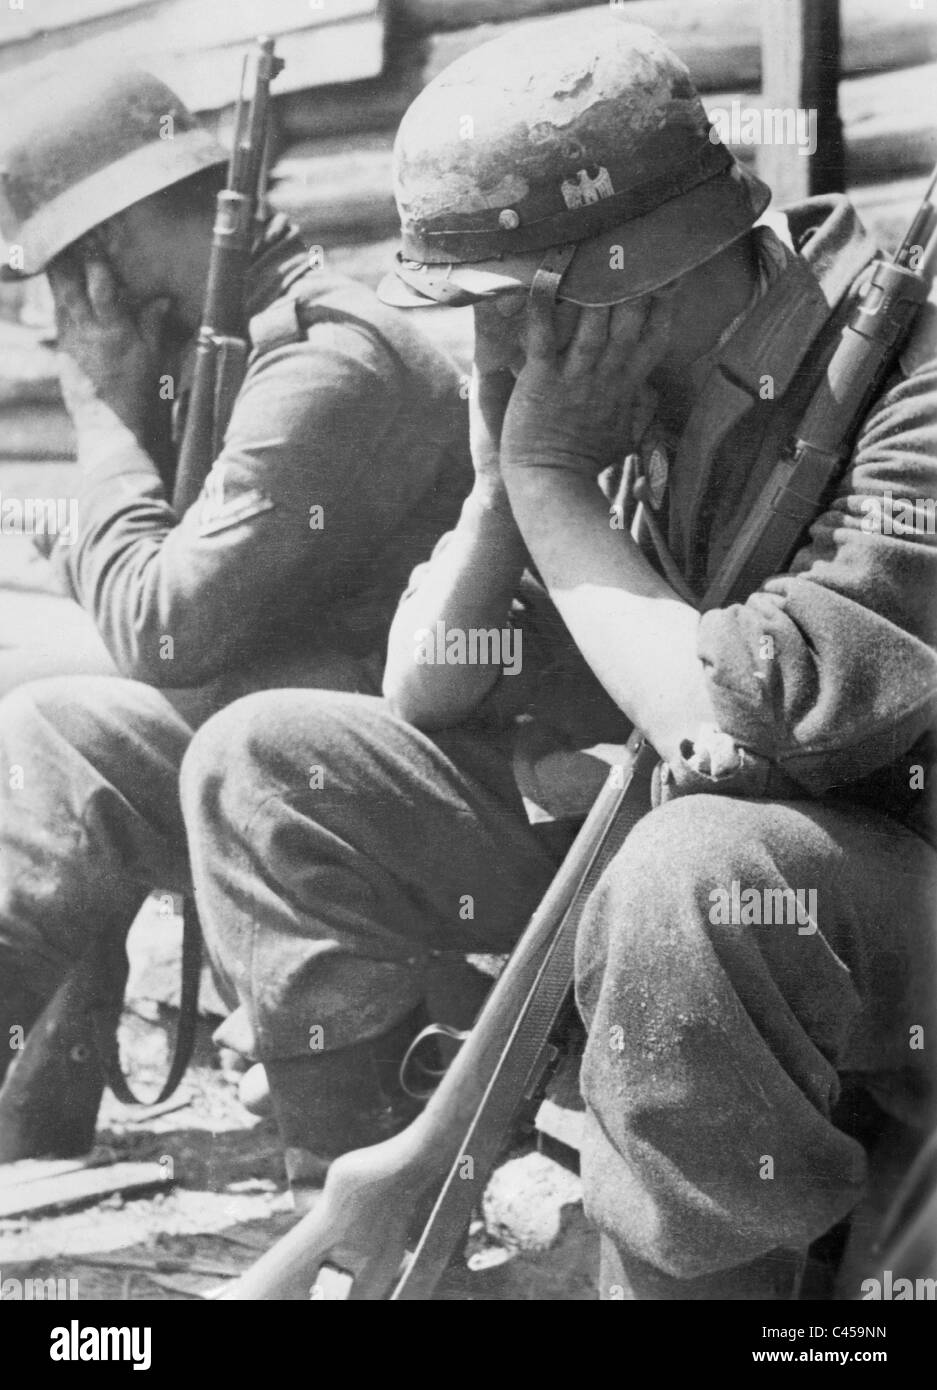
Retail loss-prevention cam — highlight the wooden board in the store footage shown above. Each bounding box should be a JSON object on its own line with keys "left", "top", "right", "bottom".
{"left": 398, "top": 0, "right": 596, "bottom": 32}
{"left": 278, "top": 44, "right": 427, "bottom": 141}
{"left": 0, "top": 0, "right": 385, "bottom": 104}
{"left": 0, "top": 1157, "right": 172, "bottom": 1219}
{"left": 0, "top": 0, "right": 149, "bottom": 48}
{"left": 758, "top": 0, "right": 844, "bottom": 201}
{"left": 0, "top": 404, "right": 75, "bottom": 460}
{"left": 423, "top": 0, "right": 937, "bottom": 93}
{"left": 0, "top": 0, "right": 378, "bottom": 49}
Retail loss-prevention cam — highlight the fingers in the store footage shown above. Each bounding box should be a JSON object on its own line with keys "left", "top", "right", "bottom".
{"left": 562, "top": 306, "right": 611, "bottom": 375}
{"left": 524, "top": 291, "right": 559, "bottom": 363}
{"left": 84, "top": 258, "right": 124, "bottom": 324}
{"left": 137, "top": 296, "right": 172, "bottom": 352}
{"left": 607, "top": 298, "right": 650, "bottom": 347}
{"left": 47, "top": 252, "right": 91, "bottom": 328}
{"left": 605, "top": 292, "right": 673, "bottom": 390}
{"left": 49, "top": 255, "right": 127, "bottom": 338}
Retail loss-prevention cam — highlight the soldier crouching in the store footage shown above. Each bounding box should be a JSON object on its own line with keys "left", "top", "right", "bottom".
{"left": 180, "top": 13, "right": 937, "bottom": 1297}
{"left": 0, "top": 54, "right": 472, "bottom": 1160}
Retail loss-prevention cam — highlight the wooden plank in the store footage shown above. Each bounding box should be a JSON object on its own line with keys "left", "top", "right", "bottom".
{"left": 423, "top": 0, "right": 937, "bottom": 94}
{"left": 0, "top": 0, "right": 149, "bottom": 48}
{"left": 398, "top": 0, "right": 596, "bottom": 32}
{"left": 0, "top": 1159, "right": 171, "bottom": 1219}
{"left": 150, "top": 19, "right": 385, "bottom": 112}
{"left": 0, "top": 1153, "right": 109, "bottom": 1189}
{"left": 0, "top": 0, "right": 385, "bottom": 100}
{"left": 144, "top": 0, "right": 380, "bottom": 52}
{"left": 0, "top": 405, "right": 75, "bottom": 460}
{"left": 270, "top": 133, "right": 398, "bottom": 238}
{"left": 703, "top": 64, "right": 937, "bottom": 184}
{"left": 0, "top": 0, "right": 377, "bottom": 50}
{"left": 758, "top": 0, "right": 844, "bottom": 201}
{"left": 278, "top": 46, "right": 427, "bottom": 141}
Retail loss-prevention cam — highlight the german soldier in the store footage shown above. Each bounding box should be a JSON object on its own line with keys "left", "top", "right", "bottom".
{"left": 0, "top": 55, "right": 471, "bottom": 1160}
{"left": 181, "top": 11, "right": 937, "bottom": 1293}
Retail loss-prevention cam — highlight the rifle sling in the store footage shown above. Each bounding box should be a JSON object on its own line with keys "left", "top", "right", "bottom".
{"left": 93, "top": 897, "right": 202, "bottom": 1108}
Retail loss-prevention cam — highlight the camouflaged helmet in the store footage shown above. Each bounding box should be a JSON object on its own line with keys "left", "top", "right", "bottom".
{"left": 378, "top": 13, "right": 770, "bottom": 308}
{"left": 0, "top": 55, "right": 227, "bottom": 281}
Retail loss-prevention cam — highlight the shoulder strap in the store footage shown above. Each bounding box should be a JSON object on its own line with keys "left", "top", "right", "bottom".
{"left": 248, "top": 270, "right": 405, "bottom": 358}
{"left": 248, "top": 267, "right": 461, "bottom": 401}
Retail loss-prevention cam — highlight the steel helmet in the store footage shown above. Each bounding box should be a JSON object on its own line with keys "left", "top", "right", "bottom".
{"left": 0, "top": 55, "right": 228, "bottom": 281}
{"left": 378, "top": 13, "right": 770, "bottom": 308}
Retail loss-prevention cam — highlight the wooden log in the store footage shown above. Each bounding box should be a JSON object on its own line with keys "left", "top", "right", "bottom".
{"left": 269, "top": 62, "right": 937, "bottom": 245}
{"left": 270, "top": 134, "right": 399, "bottom": 239}
{"left": 422, "top": 0, "right": 937, "bottom": 94}
{"left": 0, "top": 1157, "right": 171, "bottom": 1219}
{"left": 277, "top": 46, "right": 428, "bottom": 142}
{"left": 0, "top": 0, "right": 385, "bottom": 105}
{"left": 758, "top": 0, "right": 844, "bottom": 201}
{"left": 397, "top": 0, "right": 597, "bottom": 33}
{"left": 0, "top": 405, "right": 75, "bottom": 460}
{"left": 0, "top": 323, "right": 61, "bottom": 407}
{"left": 703, "top": 64, "right": 937, "bottom": 184}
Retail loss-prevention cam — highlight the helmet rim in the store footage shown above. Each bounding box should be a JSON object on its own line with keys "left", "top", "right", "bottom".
{"left": 0, "top": 126, "right": 227, "bottom": 281}
{"left": 378, "top": 161, "right": 771, "bottom": 310}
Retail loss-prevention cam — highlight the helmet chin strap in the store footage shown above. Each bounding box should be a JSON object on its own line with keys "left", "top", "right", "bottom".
{"left": 529, "top": 242, "right": 577, "bottom": 303}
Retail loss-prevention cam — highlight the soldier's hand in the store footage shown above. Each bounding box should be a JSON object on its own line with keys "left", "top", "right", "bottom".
{"left": 500, "top": 292, "right": 673, "bottom": 479}
{"left": 48, "top": 253, "right": 170, "bottom": 439}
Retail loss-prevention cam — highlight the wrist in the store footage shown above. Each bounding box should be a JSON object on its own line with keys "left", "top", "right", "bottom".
{"left": 466, "top": 479, "right": 516, "bottom": 518}
{"left": 461, "top": 484, "right": 528, "bottom": 574}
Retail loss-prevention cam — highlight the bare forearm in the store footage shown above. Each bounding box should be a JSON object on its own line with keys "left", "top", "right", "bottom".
{"left": 504, "top": 467, "right": 715, "bottom": 760}
{"left": 383, "top": 486, "right": 528, "bottom": 729}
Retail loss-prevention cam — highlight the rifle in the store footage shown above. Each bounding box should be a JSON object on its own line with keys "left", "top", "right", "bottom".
{"left": 171, "top": 36, "right": 284, "bottom": 515}
{"left": 223, "top": 167, "right": 937, "bottom": 1301}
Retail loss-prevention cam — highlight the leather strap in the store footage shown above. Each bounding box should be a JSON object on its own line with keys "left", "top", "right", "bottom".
{"left": 529, "top": 243, "right": 577, "bottom": 303}
{"left": 96, "top": 898, "right": 202, "bottom": 1107}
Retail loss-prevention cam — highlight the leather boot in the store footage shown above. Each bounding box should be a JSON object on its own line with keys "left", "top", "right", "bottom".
{"left": 264, "top": 1011, "right": 425, "bottom": 1207}
{"left": 0, "top": 935, "right": 128, "bottom": 1162}
{"left": 0, "top": 971, "right": 42, "bottom": 1090}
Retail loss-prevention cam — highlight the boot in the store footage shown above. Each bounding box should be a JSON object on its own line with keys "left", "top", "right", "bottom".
{"left": 0, "top": 970, "right": 43, "bottom": 1090}
{"left": 265, "top": 1010, "right": 425, "bottom": 1208}
{"left": 0, "top": 935, "right": 128, "bottom": 1162}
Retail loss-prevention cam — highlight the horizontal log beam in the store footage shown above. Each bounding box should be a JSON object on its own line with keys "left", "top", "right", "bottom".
{"left": 396, "top": 0, "right": 597, "bottom": 33}
{"left": 422, "top": 0, "right": 937, "bottom": 93}
{"left": 277, "top": 46, "right": 427, "bottom": 141}
{"left": 270, "top": 63, "right": 937, "bottom": 239}
{"left": 0, "top": 1, "right": 385, "bottom": 101}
